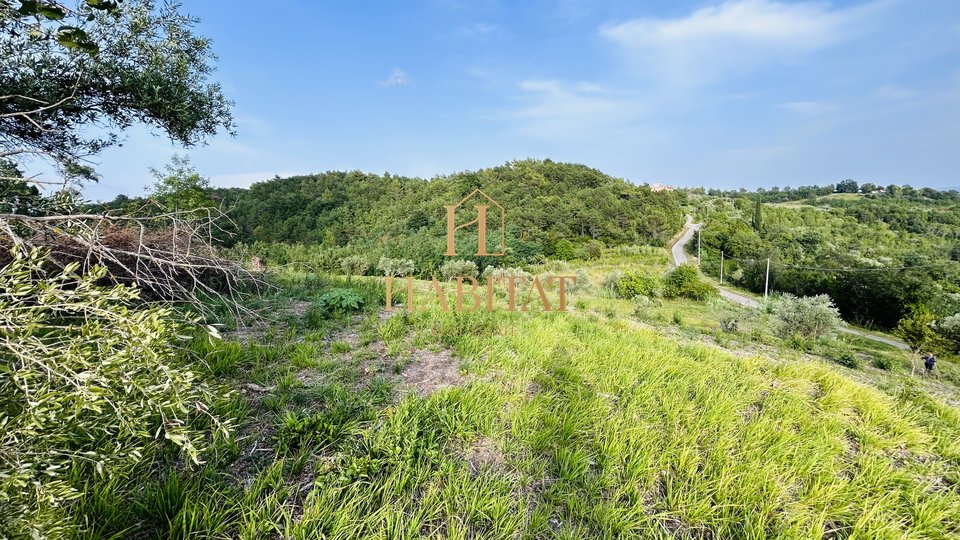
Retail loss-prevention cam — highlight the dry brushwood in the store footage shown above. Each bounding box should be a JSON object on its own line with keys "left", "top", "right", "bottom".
{"left": 0, "top": 204, "right": 268, "bottom": 321}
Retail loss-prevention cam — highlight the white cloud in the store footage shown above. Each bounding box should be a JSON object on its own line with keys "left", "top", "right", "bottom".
{"left": 380, "top": 67, "right": 411, "bottom": 87}
{"left": 511, "top": 80, "right": 642, "bottom": 139}
{"left": 600, "top": 0, "right": 885, "bottom": 88}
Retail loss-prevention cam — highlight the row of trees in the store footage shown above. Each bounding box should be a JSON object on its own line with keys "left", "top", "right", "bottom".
{"left": 699, "top": 182, "right": 959, "bottom": 204}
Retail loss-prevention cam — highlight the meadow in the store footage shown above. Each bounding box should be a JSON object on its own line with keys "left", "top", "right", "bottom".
{"left": 65, "top": 247, "right": 960, "bottom": 539}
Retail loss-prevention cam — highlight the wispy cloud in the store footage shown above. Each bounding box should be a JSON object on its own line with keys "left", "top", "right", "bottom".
{"left": 600, "top": 0, "right": 886, "bottom": 88}
{"left": 512, "top": 80, "right": 641, "bottom": 139}
{"left": 379, "top": 67, "right": 411, "bottom": 87}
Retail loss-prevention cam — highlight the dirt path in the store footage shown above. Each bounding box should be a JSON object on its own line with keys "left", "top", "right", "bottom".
{"left": 672, "top": 219, "right": 910, "bottom": 351}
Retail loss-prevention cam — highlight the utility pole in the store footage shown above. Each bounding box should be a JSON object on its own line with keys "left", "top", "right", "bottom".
{"left": 764, "top": 258, "right": 771, "bottom": 302}
{"left": 697, "top": 228, "right": 701, "bottom": 266}
{"left": 720, "top": 252, "right": 724, "bottom": 284}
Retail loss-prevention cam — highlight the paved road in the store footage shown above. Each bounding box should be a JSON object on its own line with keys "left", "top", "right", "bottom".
{"left": 671, "top": 218, "right": 700, "bottom": 266}
{"left": 670, "top": 219, "right": 910, "bottom": 351}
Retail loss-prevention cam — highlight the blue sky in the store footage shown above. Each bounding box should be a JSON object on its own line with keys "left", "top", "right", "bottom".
{"left": 87, "top": 0, "right": 960, "bottom": 200}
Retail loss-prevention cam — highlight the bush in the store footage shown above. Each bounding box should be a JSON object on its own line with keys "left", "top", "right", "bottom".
{"left": 601, "top": 270, "right": 625, "bottom": 298}
{"left": 440, "top": 259, "right": 478, "bottom": 281}
{"left": 567, "top": 268, "right": 591, "bottom": 292}
{"left": 834, "top": 349, "right": 862, "bottom": 369}
{"left": 663, "top": 264, "right": 717, "bottom": 301}
{"left": 340, "top": 255, "right": 368, "bottom": 277}
{"left": 553, "top": 239, "right": 575, "bottom": 260}
{"left": 616, "top": 270, "right": 661, "bottom": 299}
{"left": 482, "top": 265, "right": 533, "bottom": 281}
{"left": 585, "top": 241, "right": 603, "bottom": 260}
{"left": 872, "top": 355, "right": 895, "bottom": 370}
{"left": 0, "top": 250, "right": 222, "bottom": 539}
{"left": 377, "top": 257, "right": 415, "bottom": 277}
{"left": 317, "top": 288, "right": 365, "bottom": 315}
{"left": 771, "top": 293, "right": 841, "bottom": 340}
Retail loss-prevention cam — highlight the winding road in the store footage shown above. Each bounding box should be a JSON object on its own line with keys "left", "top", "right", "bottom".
{"left": 670, "top": 219, "right": 910, "bottom": 350}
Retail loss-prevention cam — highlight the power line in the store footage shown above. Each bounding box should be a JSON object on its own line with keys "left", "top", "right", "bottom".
{"left": 697, "top": 243, "right": 953, "bottom": 273}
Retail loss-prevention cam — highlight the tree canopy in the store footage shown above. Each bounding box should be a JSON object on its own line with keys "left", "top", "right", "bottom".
{"left": 1, "top": 0, "right": 234, "bottom": 183}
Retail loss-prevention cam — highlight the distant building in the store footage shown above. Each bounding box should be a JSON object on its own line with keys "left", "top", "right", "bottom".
{"left": 650, "top": 183, "right": 675, "bottom": 192}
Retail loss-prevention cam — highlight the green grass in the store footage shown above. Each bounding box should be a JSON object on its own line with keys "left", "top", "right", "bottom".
{"left": 62, "top": 263, "right": 960, "bottom": 539}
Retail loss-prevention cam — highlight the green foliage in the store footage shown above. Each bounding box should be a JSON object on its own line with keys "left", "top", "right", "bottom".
{"left": 553, "top": 239, "right": 576, "bottom": 260}
{"left": 317, "top": 288, "right": 365, "bottom": 316}
{"left": 615, "top": 270, "right": 661, "bottom": 299}
{"left": 662, "top": 264, "right": 718, "bottom": 300}
{"left": 699, "top": 191, "right": 960, "bottom": 328}
{"left": 1, "top": 0, "right": 234, "bottom": 181}
{"left": 837, "top": 179, "right": 859, "bottom": 193}
{"left": 0, "top": 249, "right": 222, "bottom": 539}
{"left": 180, "top": 160, "right": 683, "bottom": 263}
{"left": 340, "top": 255, "right": 369, "bottom": 277}
{"left": 834, "top": 349, "right": 862, "bottom": 369}
{"left": 149, "top": 155, "right": 213, "bottom": 211}
{"left": 377, "top": 257, "right": 415, "bottom": 277}
{"left": 585, "top": 241, "right": 603, "bottom": 260}
{"left": 274, "top": 410, "right": 351, "bottom": 454}
{"left": 771, "top": 293, "right": 842, "bottom": 340}
{"left": 440, "top": 259, "right": 478, "bottom": 281}
{"left": 895, "top": 304, "right": 947, "bottom": 353}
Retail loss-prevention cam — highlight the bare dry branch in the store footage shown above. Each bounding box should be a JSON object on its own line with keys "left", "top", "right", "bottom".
{"left": 0, "top": 204, "right": 271, "bottom": 324}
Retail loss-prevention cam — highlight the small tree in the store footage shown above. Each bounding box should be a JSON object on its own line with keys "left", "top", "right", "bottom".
{"left": 149, "top": 155, "right": 214, "bottom": 211}
{"left": 440, "top": 259, "right": 478, "bottom": 281}
{"left": 377, "top": 256, "right": 415, "bottom": 277}
{"left": 895, "top": 304, "right": 945, "bottom": 353}
{"left": 340, "top": 255, "right": 369, "bottom": 278}
{"left": 771, "top": 293, "right": 841, "bottom": 340}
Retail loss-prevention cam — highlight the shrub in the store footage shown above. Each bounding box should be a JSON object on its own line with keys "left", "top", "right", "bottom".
{"left": 616, "top": 271, "right": 661, "bottom": 299}
{"left": 585, "top": 241, "right": 603, "bottom": 260}
{"left": 672, "top": 311, "right": 685, "bottom": 326}
{"left": 440, "top": 259, "right": 478, "bottom": 281}
{"left": 601, "top": 270, "right": 625, "bottom": 298}
{"left": 0, "top": 250, "right": 222, "bottom": 539}
{"left": 482, "top": 266, "right": 532, "bottom": 281}
{"left": 663, "top": 264, "right": 717, "bottom": 301}
{"left": 317, "top": 288, "right": 365, "bottom": 315}
{"left": 377, "top": 257, "right": 415, "bottom": 277}
{"left": 340, "top": 255, "right": 369, "bottom": 277}
{"left": 834, "top": 349, "right": 862, "bottom": 369}
{"left": 872, "top": 355, "right": 895, "bottom": 370}
{"left": 553, "top": 239, "right": 575, "bottom": 260}
{"left": 771, "top": 293, "right": 841, "bottom": 340}
{"left": 567, "top": 268, "right": 591, "bottom": 292}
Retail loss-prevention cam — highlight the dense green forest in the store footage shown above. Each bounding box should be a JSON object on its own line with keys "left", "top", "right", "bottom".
{"left": 97, "top": 159, "right": 686, "bottom": 274}
{"left": 695, "top": 191, "right": 960, "bottom": 332}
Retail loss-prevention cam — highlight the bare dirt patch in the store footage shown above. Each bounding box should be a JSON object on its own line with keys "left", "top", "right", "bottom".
{"left": 400, "top": 348, "right": 465, "bottom": 396}
{"left": 462, "top": 437, "right": 506, "bottom": 474}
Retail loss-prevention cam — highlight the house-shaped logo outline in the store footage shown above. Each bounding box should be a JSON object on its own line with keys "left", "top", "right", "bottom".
{"left": 443, "top": 189, "right": 506, "bottom": 257}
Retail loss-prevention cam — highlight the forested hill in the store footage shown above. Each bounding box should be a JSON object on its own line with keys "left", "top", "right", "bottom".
{"left": 209, "top": 159, "right": 684, "bottom": 262}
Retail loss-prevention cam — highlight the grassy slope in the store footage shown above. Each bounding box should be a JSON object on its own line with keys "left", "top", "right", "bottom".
{"left": 71, "top": 251, "right": 960, "bottom": 540}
